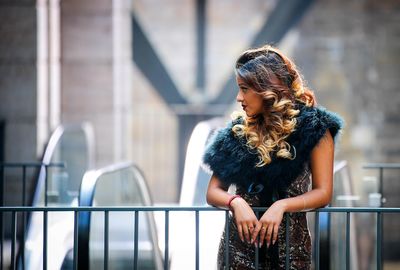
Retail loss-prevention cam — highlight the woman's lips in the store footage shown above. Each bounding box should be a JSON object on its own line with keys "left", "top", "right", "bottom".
{"left": 242, "top": 105, "right": 247, "bottom": 111}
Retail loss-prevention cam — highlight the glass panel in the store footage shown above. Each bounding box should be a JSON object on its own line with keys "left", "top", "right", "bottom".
{"left": 89, "top": 167, "right": 159, "bottom": 270}
{"left": 38, "top": 126, "right": 91, "bottom": 206}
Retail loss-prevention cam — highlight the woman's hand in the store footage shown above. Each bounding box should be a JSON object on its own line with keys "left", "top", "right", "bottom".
{"left": 230, "top": 197, "right": 259, "bottom": 244}
{"left": 252, "top": 201, "right": 286, "bottom": 248}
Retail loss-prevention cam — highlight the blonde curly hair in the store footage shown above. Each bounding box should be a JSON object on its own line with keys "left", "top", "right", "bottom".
{"left": 232, "top": 44, "right": 316, "bottom": 167}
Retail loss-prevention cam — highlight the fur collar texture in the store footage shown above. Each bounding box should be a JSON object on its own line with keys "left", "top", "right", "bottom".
{"left": 203, "top": 104, "right": 344, "bottom": 204}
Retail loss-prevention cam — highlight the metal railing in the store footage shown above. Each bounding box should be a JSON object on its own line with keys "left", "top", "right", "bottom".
{"left": 0, "top": 162, "right": 66, "bottom": 206}
{"left": 363, "top": 163, "right": 400, "bottom": 205}
{"left": 0, "top": 162, "right": 65, "bottom": 270}
{"left": 0, "top": 206, "right": 399, "bottom": 270}
{"left": 1, "top": 161, "right": 398, "bottom": 270}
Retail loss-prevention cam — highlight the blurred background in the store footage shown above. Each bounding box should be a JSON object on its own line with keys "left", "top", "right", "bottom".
{"left": 0, "top": 0, "right": 399, "bottom": 268}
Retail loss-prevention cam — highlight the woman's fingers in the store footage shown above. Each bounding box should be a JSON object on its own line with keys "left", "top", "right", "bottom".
{"left": 237, "top": 221, "right": 259, "bottom": 244}
{"left": 243, "top": 222, "right": 253, "bottom": 243}
{"left": 236, "top": 223, "right": 244, "bottom": 242}
{"left": 258, "top": 224, "right": 268, "bottom": 247}
{"left": 249, "top": 221, "right": 280, "bottom": 247}
{"left": 265, "top": 224, "right": 274, "bottom": 248}
{"left": 272, "top": 224, "right": 279, "bottom": 245}
{"left": 251, "top": 223, "right": 262, "bottom": 244}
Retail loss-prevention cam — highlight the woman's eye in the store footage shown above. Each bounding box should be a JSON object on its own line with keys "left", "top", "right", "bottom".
{"left": 241, "top": 87, "right": 248, "bottom": 93}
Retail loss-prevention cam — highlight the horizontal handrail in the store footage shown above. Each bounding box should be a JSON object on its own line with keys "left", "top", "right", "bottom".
{"left": 0, "top": 162, "right": 65, "bottom": 168}
{"left": 362, "top": 162, "right": 400, "bottom": 206}
{"left": 363, "top": 163, "right": 400, "bottom": 169}
{"left": 0, "top": 206, "right": 399, "bottom": 212}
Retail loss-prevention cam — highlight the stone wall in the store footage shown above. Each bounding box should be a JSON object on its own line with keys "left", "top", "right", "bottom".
{"left": 0, "top": 0, "right": 37, "bottom": 206}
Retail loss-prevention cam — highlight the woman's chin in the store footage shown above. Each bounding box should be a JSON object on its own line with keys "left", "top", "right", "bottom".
{"left": 245, "top": 111, "right": 254, "bottom": 117}
{"left": 245, "top": 111, "right": 262, "bottom": 118}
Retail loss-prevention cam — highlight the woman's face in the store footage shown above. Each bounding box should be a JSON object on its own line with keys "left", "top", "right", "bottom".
{"left": 236, "top": 76, "right": 264, "bottom": 117}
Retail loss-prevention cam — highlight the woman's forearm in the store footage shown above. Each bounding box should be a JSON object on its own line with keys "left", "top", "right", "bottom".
{"left": 276, "top": 188, "right": 332, "bottom": 213}
{"left": 274, "top": 130, "right": 335, "bottom": 213}
{"left": 206, "top": 186, "right": 232, "bottom": 208}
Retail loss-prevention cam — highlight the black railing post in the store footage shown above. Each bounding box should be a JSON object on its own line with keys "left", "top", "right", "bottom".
{"left": 377, "top": 212, "right": 382, "bottom": 270}
{"left": 164, "top": 210, "right": 169, "bottom": 270}
{"left": 21, "top": 210, "right": 26, "bottom": 270}
{"left": 133, "top": 211, "right": 139, "bottom": 270}
{"left": 195, "top": 210, "right": 200, "bottom": 270}
{"left": 73, "top": 210, "right": 79, "bottom": 270}
{"left": 346, "top": 212, "right": 350, "bottom": 269}
{"left": 224, "top": 210, "right": 229, "bottom": 270}
{"left": 314, "top": 211, "right": 320, "bottom": 270}
{"left": 285, "top": 213, "right": 290, "bottom": 270}
{"left": 104, "top": 210, "right": 109, "bottom": 270}
{"left": 43, "top": 210, "right": 48, "bottom": 270}
{"left": 11, "top": 211, "right": 16, "bottom": 270}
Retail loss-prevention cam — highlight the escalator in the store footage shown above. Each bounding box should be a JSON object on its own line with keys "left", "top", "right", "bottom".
{"left": 16, "top": 122, "right": 162, "bottom": 270}
{"left": 19, "top": 123, "right": 95, "bottom": 269}
{"left": 76, "top": 162, "right": 163, "bottom": 270}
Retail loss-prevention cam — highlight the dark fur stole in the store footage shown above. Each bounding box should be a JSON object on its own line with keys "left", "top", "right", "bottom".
{"left": 203, "top": 104, "right": 344, "bottom": 205}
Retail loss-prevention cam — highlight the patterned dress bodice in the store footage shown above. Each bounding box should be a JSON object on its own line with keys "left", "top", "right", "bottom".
{"left": 217, "top": 165, "right": 312, "bottom": 270}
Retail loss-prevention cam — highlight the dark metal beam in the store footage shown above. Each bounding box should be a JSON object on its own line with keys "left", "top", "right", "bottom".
{"left": 0, "top": 120, "right": 4, "bottom": 164}
{"left": 132, "top": 14, "right": 187, "bottom": 105}
{"left": 196, "top": 0, "right": 206, "bottom": 91}
{"left": 211, "top": 0, "right": 316, "bottom": 105}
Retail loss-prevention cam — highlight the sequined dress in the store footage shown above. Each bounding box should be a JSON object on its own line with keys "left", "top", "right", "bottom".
{"left": 217, "top": 167, "right": 312, "bottom": 270}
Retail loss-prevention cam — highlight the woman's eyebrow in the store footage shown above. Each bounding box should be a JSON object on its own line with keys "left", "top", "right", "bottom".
{"left": 238, "top": 83, "right": 248, "bottom": 88}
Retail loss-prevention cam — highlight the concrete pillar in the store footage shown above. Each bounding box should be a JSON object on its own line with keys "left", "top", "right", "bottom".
{"left": 0, "top": 0, "right": 39, "bottom": 206}
{"left": 60, "top": 0, "right": 114, "bottom": 167}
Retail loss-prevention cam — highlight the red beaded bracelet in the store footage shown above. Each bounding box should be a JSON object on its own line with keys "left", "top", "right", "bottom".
{"left": 227, "top": 195, "right": 241, "bottom": 210}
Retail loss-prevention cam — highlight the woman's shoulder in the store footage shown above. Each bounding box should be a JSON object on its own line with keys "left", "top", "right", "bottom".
{"left": 202, "top": 115, "right": 257, "bottom": 187}
{"left": 295, "top": 103, "right": 344, "bottom": 140}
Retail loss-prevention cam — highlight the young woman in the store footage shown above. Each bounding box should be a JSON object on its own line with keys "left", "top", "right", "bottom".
{"left": 204, "top": 44, "right": 343, "bottom": 269}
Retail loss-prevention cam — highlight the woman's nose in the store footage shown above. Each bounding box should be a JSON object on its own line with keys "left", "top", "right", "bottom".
{"left": 236, "top": 91, "right": 243, "bottom": 102}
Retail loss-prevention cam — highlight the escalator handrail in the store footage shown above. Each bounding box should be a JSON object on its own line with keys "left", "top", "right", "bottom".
{"left": 32, "top": 122, "right": 95, "bottom": 207}
{"left": 77, "top": 161, "right": 163, "bottom": 270}
{"left": 79, "top": 161, "right": 141, "bottom": 206}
